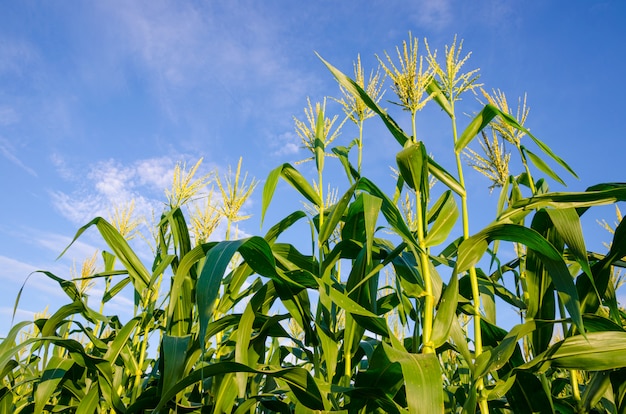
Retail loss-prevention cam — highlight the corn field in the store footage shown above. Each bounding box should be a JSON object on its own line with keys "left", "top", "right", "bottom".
{"left": 2, "top": 34, "right": 626, "bottom": 413}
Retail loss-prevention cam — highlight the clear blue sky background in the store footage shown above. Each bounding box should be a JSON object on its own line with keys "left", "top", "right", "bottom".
{"left": 1, "top": 1, "right": 625, "bottom": 337}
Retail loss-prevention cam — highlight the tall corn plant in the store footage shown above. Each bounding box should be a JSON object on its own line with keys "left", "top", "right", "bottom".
{"left": 3, "top": 34, "right": 626, "bottom": 414}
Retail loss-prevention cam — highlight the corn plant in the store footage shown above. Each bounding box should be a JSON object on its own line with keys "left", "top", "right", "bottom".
{"left": 2, "top": 34, "right": 626, "bottom": 414}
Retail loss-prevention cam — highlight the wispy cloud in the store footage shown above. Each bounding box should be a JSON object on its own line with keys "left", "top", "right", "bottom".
{"left": 50, "top": 156, "right": 180, "bottom": 225}
{"left": 88, "top": 1, "right": 319, "bottom": 127}
{"left": 0, "top": 36, "right": 38, "bottom": 76}
{"left": 412, "top": 0, "right": 453, "bottom": 31}
{"left": 0, "top": 106, "right": 19, "bottom": 125}
{"left": 0, "top": 136, "right": 37, "bottom": 177}
{"left": 270, "top": 131, "right": 300, "bottom": 158}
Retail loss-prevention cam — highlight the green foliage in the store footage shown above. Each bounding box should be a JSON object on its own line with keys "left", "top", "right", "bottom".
{"left": 3, "top": 34, "right": 626, "bottom": 413}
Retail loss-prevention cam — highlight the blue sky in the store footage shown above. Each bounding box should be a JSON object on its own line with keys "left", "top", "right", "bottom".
{"left": 1, "top": 1, "right": 625, "bottom": 336}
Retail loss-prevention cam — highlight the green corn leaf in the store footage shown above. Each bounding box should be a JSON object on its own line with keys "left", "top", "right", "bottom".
{"left": 425, "top": 190, "right": 459, "bottom": 247}
{"left": 160, "top": 207, "right": 192, "bottom": 265}
{"left": 353, "top": 345, "right": 404, "bottom": 413}
{"left": 526, "top": 131, "right": 578, "bottom": 179}
{"left": 578, "top": 216, "right": 626, "bottom": 316}
{"left": 159, "top": 334, "right": 191, "bottom": 407}
{"left": 59, "top": 217, "right": 151, "bottom": 296}
{"left": 214, "top": 373, "right": 238, "bottom": 414}
{"left": 76, "top": 385, "right": 100, "bottom": 414}
{"left": 41, "top": 301, "right": 87, "bottom": 337}
{"left": 505, "top": 371, "right": 554, "bottom": 414}
{"left": 315, "top": 322, "right": 339, "bottom": 383}
{"left": 332, "top": 141, "right": 360, "bottom": 182}
{"left": 264, "top": 210, "right": 307, "bottom": 244}
{"left": 457, "top": 223, "right": 584, "bottom": 335}
{"left": 197, "top": 237, "right": 279, "bottom": 350}
{"left": 474, "top": 321, "right": 536, "bottom": 379}
{"left": 431, "top": 270, "right": 459, "bottom": 348}
{"left": 362, "top": 192, "right": 383, "bottom": 263}
{"left": 262, "top": 163, "right": 321, "bottom": 225}
{"left": 237, "top": 236, "right": 280, "bottom": 279}
{"left": 319, "top": 182, "right": 357, "bottom": 244}
{"left": 318, "top": 53, "right": 410, "bottom": 147}
{"left": 357, "top": 177, "right": 420, "bottom": 250}
{"left": 450, "top": 317, "right": 474, "bottom": 372}
{"left": 396, "top": 141, "right": 428, "bottom": 195}
{"left": 455, "top": 104, "right": 500, "bottom": 153}
{"left": 103, "top": 317, "right": 140, "bottom": 364}
{"left": 152, "top": 362, "right": 325, "bottom": 412}
{"left": 546, "top": 208, "right": 592, "bottom": 278}
{"left": 382, "top": 343, "right": 444, "bottom": 413}
{"left": 235, "top": 302, "right": 256, "bottom": 397}
{"left": 102, "top": 276, "right": 131, "bottom": 303}
{"left": 314, "top": 108, "right": 325, "bottom": 173}
{"left": 498, "top": 184, "right": 626, "bottom": 223}
{"left": 150, "top": 254, "right": 175, "bottom": 289}
{"left": 167, "top": 242, "right": 216, "bottom": 336}
{"left": 428, "top": 156, "right": 465, "bottom": 197}
{"left": 580, "top": 371, "right": 611, "bottom": 413}
{"left": 34, "top": 356, "right": 73, "bottom": 414}
{"left": 274, "top": 281, "right": 315, "bottom": 346}
{"left": 522, "top": 146, "right": 566, "bottom": 186}
{"left": 526, "top": 331, "right": 626, "bottom": 371}
{"left": 323, "top": 284, "right": 379, "bottom": 318}
{"left": 197, "top": 239, "right": 243, "bottom": 350}
{"left": 426, "top": 78, "right": 453, "bottom": 117}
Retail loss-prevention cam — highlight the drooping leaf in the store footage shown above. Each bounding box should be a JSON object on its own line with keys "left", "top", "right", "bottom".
{"left": 455, "top": 104, "right": 500, "bottom": 153}
{"left": 457, "top": 223, "right": 584, "bottom": 335}
{"left": 152, "top": 362, "right": 325, "bottom": 412}
{"left": 58, "top": 217, "right": 151, "bottom": 296}
{"left": 235, "top": 302, "right": 256, "bottom": 397}
{"left": 498, "top": 184, "right": 626, "bottom": 223}
{"left": 34, "top": 356, "right": 74, "bottom": 414}
{"left": 431, "top": 270, "right": 459, "bottom": 348}
{"left": 357, "top": 177, "right": 420, "bottom": 251}
{"left": 526, "top": 331, "right": 626, "bottom": 371}
{"left": 158, "top": 334, "right": 191, "bottom": 407}
{"left": 318, "top": 53, "right": 410, "bottom": 147}
{"left": 522, "top": 146, "right": 566, "bottom": 186}
{"left": 382, "top": 343, "right": 444, "bottom": 413}
{"left": 396, "top": 141, "right": 429, "bottom": 196}
{"left": 319, "top": 182, "right": 357, "bottom": 244}
{"left": 262, "top": 163, "right": 321, "bottom": 225}
{"left": 546, "top": 208, "right": 592, "bottom": 278}
{"left": 426, "top": 78, "right": 453, "bottom": 117}
{"left": 425, "top": 190, "right": 459, "bottom": 247}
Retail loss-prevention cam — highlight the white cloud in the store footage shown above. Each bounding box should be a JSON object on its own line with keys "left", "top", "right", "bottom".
{"left": 135, "top": 157, "right": 174, "bottom": 191}
{"left": 0, "top": 135, "right": 37, "bottom": 177}
{"left": 0, "top": 255, "right": 39, "bottom": 284}
{"left": 413, "top": 0, "right": 453, "bottom": 30}
{"left": 271, "top": 131, "right": 300, "bottom": 157}
{"left": 50, "top": 156, "right": 178, "bottom": 226}
{"left": 0, "top": 36, "right": 38, "bottom": 76}
{"left": 87, "top": 1, "right": 319, "bottom": 125}
{"left": 0, "top": 106, "right": 19, "bottom": 125}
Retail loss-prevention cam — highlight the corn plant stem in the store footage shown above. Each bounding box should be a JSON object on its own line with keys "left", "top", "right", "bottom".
{"left": 344, "top": 315, "right": 354, "bottom": 380}
{"left": 518, "top": 145, "right": 537, "bottom": 194}
{"left": 225, "top": 220, "right": 231, "bottom": 241}
{"left": 410, "top": 112, "right": 435, "bottom": 354}
{"left": 131, "top": 323, "right": 150, "bottom": 403}
{"left": 95, "top": 276, "right": 111, "bottom": 338}
{"left": 131, "top": 293, "right": 154, "bottom": 403}
{"left": 558, "top": 297, "right": 581, "bottom": 403}
{"left": 415, "top": 192, "right": 434, "bottom": 353}
{"left": 316, "top": 158, "right": 326, "bottom": 382}
{"left": 451, "top": 112, "right": 487, "bottom": 412}
{"left": 357, "top": 120, "right": 364, "bottom": 176}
